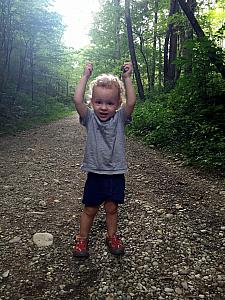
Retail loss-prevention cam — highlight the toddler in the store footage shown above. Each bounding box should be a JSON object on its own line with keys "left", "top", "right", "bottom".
{"left": 73, "top": 62, "right": 136, "bottom": 257}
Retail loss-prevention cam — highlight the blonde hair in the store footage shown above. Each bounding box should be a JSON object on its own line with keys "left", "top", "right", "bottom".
{"left": 88, "top": 74, "right": 126, "bottom": 105}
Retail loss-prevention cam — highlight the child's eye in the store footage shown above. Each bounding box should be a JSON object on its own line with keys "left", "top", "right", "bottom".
{"left": 108, "top": 102, "right": 113, "bottom": 106}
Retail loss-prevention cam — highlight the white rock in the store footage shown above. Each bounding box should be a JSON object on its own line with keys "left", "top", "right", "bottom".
{"left": 33, "top": 233, "right": 53, "bottom": 247}
{"left": 175, "top": 287, "right": 183, "bottom": 295}
{"left": 27, "top": 211, "right": 45, "bottom": 215}
{"left": 24, "top": 197, "right": 31, "bottom": 201}
{"left": 165, "top": 213, "right": 173, "bottom": 219}
{"left": 39, "top": 200, "right": 47, "bottom": 207}
{"left": 181, "top": 281, "right": 188, "bottom": 289}
{"left": 9, "top": 236, "right": 21, "bottom": 243}
{"left": 179, "top": 268, "right": 190, "bottom": 275}
{"left": 152, "top": 261, "right": 159, "bottom": 267}
{"left": 165, "top": 287, "right": 173, "bottom": 293}
{"left": 3, "top": 185, "right": 13, "bottom": 190}
{"left": 3, "top": 270, "right": 10, "bottom": 278}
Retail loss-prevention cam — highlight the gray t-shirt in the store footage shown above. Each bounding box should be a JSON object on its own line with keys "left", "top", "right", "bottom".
{"left": 80, "top": 106, "right": 131, "bottom": 174}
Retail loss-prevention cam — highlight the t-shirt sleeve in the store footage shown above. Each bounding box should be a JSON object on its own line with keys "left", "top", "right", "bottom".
{"left": 119, "top": 106, "right": 132, "bottom": 125}
{"left": 79, "top": 107, "right": 92, "bottom": 127}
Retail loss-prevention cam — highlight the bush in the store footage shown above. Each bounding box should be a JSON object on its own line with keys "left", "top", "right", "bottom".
{"left": 127, "top": 74, "right": 225, "bottom": 171}
{"left": 0, "top": 93, "right": 74, "bottom": 134}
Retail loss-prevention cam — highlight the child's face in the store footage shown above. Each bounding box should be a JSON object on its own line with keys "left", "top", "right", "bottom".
{"left": 91, "top": 86, "right": 120, "bottom": 122}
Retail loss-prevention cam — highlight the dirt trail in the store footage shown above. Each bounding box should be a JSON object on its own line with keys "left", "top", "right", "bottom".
{"left": 0, "top": 114, "right": 225, "bottom": 300}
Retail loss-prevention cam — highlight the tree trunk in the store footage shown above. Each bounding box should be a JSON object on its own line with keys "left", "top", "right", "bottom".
{"left": 114, "top": 0, "right": 121, "bottom": 60}
{"left": 178, "top": 0, "right": 204, "bottom": 38}
{"left": 139, "top": 33, "right": 151, "bottom": 93}
{"left": 164, "top": 30, "right": 170, "bottom": 85}
{"left": 158, "top": 36, "right": 163, "bottom": 89}
{"left": 164, "top": 0, "right": 179, "bottom": 87}
{"left": 16, "top": 40, "right": 29, "bottom": 94}
{"left": 168, "top": 21, "right": 178, "bottom": 82}
{"left": 0, "top": 1, "right": 14, "bottom": 99}
{"left": 29, "top": 42, "right": 35, "bottom": 104}
{"left": 150, "top": 0, "right": 158, "bottom": 90}
{"left": 125, "top": 0, "right": 144, "bottom": 100}
{"left": 180, "top": 0, "right": 196, "bottom": 75}
{"left": 178, "top": 0, "right": 225, "bottom": 78}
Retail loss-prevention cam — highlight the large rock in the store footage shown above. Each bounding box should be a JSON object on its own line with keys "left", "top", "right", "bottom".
{"left": 33, "top": 232, "right": 53, "bottom": 247}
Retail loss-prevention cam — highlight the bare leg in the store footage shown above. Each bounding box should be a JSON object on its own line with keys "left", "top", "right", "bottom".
{"left": 79, "top": 206, "right": 99, "bottom": 238}
{"left": 104, "top": 201, "right": 118, "bottom": 237}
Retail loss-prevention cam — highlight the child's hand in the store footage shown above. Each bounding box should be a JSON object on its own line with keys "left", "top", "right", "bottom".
{"left": 121, "top": 61, "right": 133, "bottom": 78}
{"left": 83, "top": 62, "right": 93, "bottom": 78}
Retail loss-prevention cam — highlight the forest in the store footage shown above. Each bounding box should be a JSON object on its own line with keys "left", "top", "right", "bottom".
{"left": 0, "top": 0, "right": 225, "bottom": 171}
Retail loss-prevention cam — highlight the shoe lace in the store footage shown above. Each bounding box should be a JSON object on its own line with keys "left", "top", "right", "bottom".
{"left": 110, "top": 235, "right": 122, "bottom": 249}
{"left": 75, "top": 239, "right": 87, "bottom": 252}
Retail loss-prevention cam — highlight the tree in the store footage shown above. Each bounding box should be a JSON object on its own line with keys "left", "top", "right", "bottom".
{"left": 114, "top": 0, "right": 121, "bottom": 60}
{"left": 125, "top": 0, "right": 144, "bottom": 100}
{"left": 0, "top": 0, "right": 14, "bottom": 100}
{"left": 150, "top": 0, "right": 159, "bottom": 90}
{"left": 178, "top": 0, "right": 225, "bottom": 78}
{"left": 179, "top": 0, "right": 196, "bottom": 76}
{"left": 0, "top": 0, "right": 71, "bottom": 125}
{"left": 164, "top": 0, "right": 179, "bottom": 87}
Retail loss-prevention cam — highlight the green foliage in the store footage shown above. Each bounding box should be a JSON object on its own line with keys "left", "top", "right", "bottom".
{"left": 128, "top": 84, "right": 225, "bottom": 170}
{"left": 0, "top": 94, "right": 74, "bottom": 134}
{"left": 127, "top": 38, "right": 225, "bottom": 170}
{"left": 0, "top": 0, "right": 77, "bottom": 133}
{"left": 12, "top": 107, "right": 74, "bottom": 133}
{"left": 89, "top": 0, "right": 128, "bottom": 65}
{"left": 84, "top": 0, "right": 225, "bottom": 171}
{"left": 1, "top": 0, "right": 225, "bottom": 174}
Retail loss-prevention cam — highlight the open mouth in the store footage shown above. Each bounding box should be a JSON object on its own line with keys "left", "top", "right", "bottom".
{"left": 99, "top": 113, "right": 108, "bottom": 118}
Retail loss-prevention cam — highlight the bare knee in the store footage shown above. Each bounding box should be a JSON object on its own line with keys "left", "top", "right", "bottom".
{"left": 83, "top": 206, "right": 99, "bottom": 218}
{"left": 104, "top": 201, "right": 118, "bottom": 215}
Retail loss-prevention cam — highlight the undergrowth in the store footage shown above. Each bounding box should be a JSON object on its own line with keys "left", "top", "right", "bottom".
{"left": 0, "top": 95, "right": 74, "bottom": 135}
{"left": 127, "top": 75, "right": 225, "bottom": 171}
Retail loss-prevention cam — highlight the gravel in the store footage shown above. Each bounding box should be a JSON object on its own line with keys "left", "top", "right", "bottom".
{"left": 0, "top": 114, "right": 225, "bottom": 299}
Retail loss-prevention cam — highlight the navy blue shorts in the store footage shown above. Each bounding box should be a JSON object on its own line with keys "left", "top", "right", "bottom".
{"left": 82, "top": 172, "right": 125, "bottom": 207}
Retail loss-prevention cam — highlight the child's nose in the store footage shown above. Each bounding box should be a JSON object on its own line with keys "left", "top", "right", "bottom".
{"left": 101, "top": 103, "right": 107, "bottom": 109}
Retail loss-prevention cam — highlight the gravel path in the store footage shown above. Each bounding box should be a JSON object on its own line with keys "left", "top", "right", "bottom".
{"left": 0, "top": 114, "right": 225, "bottom": 300}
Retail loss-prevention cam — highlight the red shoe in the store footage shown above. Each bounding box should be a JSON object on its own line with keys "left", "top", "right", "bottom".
{"left": 106, "top": 234, "right": 125, "bottom": 256}
{"left": 73, "top": 235, "right": 89, "bottom": 258}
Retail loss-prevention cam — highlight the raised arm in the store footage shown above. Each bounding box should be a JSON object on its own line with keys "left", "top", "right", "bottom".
{"left": 74, "top": 63, "right": 93, "bottom": 118}
{"left": 122, "top": 62, "right": 136, "bottom": 118}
